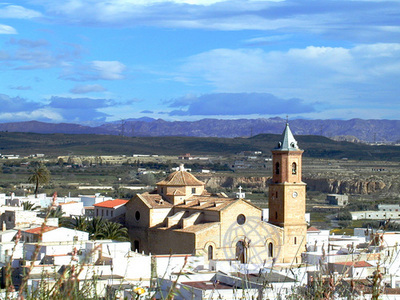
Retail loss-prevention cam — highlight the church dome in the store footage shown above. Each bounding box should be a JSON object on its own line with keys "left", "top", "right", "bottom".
{"left": 157, "top": 164, "right": 204, "bottom": 186}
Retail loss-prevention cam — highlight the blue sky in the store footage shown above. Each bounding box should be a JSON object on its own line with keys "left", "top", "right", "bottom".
{"left": 0, "top": 0, "right": 399, "bottom": 124}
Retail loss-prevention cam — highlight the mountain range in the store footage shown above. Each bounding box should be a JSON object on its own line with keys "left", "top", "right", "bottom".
{"left": 0, "top": 118, "right": 399, "bottom": 143}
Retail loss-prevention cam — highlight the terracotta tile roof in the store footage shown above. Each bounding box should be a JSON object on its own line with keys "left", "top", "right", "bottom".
{"left": 94, "top": 199, "right": 128, "bottom": 208}
{"left": 157, "top": 170, "right": 204, "bottom": 186}
{"left": 24, "top": 226, "right": 58, "bottom": 234}
{"left": 59, "top": 201, "right": 78, "bottom": 206}
{"left": 175, "top": 196, "right": 238, "bottom": 211}
{"left": 138, "top": 193, "right": 173, "bottom": 208}
{"left": 334, "top": 261, "right": 373, "bottom": 268}
{"left": 307, "top": 226, "right": 321, "bottom": 232}
{"left": 166, "top": 189, "right": 186, "bottom": 196}
{"left": 175, "top": 222, "right": 220, "bottom": 233}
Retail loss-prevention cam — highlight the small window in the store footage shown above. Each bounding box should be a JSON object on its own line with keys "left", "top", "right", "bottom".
{"left": 208, "top": 245, "right": 213, "bottom": 260}
{"left": 268, "top": 242, "right": 273, "bottom": 257}
{"left": 275, "top": 162, "right": 280, "bottom": 175}
{"left": 275, "top": 211, "right": 278, "bottom": 220}
{"left": 111, "top": 211, "right": 113, "bottom": 217}
{"left": 294, "top": 237, "right": 297, "bottom": 245}
{"left": 102, "top": 210, "right": 104, "bottom": 216}
{"left": 135, "top": 211, "right": 141, "bottom": 221}
{"left": 292, "top": 162, "right": 297, "bottom": 174}
{"left": 192, "top": 188, "right": 196, "bottom": 194}
{"left": 73, "top": 236, "right": 78, "bottom": 242}
{"left": 106, "top": 210, "right": 108, "bottom": 216}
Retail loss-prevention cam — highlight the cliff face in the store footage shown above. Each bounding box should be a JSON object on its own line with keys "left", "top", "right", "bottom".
{"left": 198, "top": 174, "right": 396, "bottom": 195}
{"left": 304, "top": 178, "right": 387, "bottom": 194}
{"left": 200, "top": 175, "right": 270, "bottom": 190}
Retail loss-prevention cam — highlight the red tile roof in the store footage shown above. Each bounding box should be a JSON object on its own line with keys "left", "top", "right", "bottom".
{"left": 307, "top": 226, "right": 321, "bottom": 232}
{"left": 24, "top": 226, "right": 58, "bottom": 234}
{"left": 94, "top": 199, "right": 128, "bottom": 208}
{"left": 334, "top": 261, "right": 373, "bottom": 268}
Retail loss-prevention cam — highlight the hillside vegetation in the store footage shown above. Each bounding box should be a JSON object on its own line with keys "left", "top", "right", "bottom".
{"left": 1, "top": 132, "right": 400, "bottom": 161}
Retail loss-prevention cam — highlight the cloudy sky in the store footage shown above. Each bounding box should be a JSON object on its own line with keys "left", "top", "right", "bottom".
{"left": 0, "top": 0, "right": 399, "bottom": 124}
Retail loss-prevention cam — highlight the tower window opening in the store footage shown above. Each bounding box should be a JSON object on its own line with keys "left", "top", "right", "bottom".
{"left": 275, "top": 162, "right": 280, "bottom": 175}
{"left": 268, "top": 242, "right": 274, "bottom": 257}
{"left": 208, "top": 245, "right": 213, "bottom": 260}
{"left": 275, "top": 211, "right": 278, "bottom": 220}
{"left": 294, "top": 237, "right": 297, "bottom": 245}
{"left": 292, "top": 162, "right": 297, "bottom": 174}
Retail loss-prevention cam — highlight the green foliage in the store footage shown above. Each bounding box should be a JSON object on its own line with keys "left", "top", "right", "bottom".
{"left": 2, "top": 131, "right": 400, "bottom": 161}
{"left": 336, "top": 210, "right": 352, "bottom": 221}
{"left": 64, "top": 216, "right": 129, "bottom": 241}
{"left": 22, "top": 201, "right": 39, "bottom": 211}
{"left": 96, "top": 220, "right": 129, "bottom": 241}
{"left": 28, "top": 162, "right": 50, "bottom": 197}
{"left": 47, "top": 206, "right": 65, "bottom": 218}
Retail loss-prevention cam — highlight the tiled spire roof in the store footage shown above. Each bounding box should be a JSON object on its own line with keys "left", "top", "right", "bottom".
{"left": 274, "top": 122, "right": 300, "bottom": 151}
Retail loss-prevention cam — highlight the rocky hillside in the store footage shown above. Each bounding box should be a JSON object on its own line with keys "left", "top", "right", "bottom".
{"left": 198, "top": 174, "right": 400, "bottom": 196}
{"left": 1, "top": 117, "right": 400, "bottom": 142}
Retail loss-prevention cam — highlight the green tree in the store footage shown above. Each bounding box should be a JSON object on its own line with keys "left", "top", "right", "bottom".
{"left": 48, "top": 206, "right": 65, "bottom": 218}
{"left": 68, "top": 216, "right": 89, "bottom": 232}
{"left": 28, "top": 163, "right": 50, "bottom": 198}
{"left": 97, "top": 221, "right": 129, "bottom": 241}
{"left": 87, "top": 217, "right": 107, "bottom": 240}
{"left": 22, "top": 201, "right": 39, "bottom": 211}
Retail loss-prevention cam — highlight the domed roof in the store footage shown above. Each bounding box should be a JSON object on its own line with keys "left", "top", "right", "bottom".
{"left": 157, "top": 164, "right": 204, "bottom": 186}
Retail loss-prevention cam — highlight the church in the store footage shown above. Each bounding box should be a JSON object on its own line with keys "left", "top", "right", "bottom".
{"left": 125, "top": 123, "right": 307, "bottom": 264}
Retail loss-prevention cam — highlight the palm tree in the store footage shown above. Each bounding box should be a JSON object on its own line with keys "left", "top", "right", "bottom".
{"left": 22, "top": 201, "right": 39, "bottom": 211}
{"left": 69, "top": 216, "right": 89, "bottom": 232}
{"left": 87, "top": 217, "right": 107, "bottom": 240}
{"left": 28, "top": 163, "right": 50, "bottom": 198}
{"left": 47, "top": 206, "right": 65, "bottom": 218}
{"left": 97, "top": 221, "right": 129, "bottom": 241}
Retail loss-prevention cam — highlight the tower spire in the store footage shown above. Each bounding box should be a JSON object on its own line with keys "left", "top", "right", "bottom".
{"left": 276, "top": 122, "right": 299, "bottom": 151}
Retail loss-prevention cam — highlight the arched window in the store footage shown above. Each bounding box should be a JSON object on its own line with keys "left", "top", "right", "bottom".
{"left": 208, "top": 245, "right": 213, "bottom": 260}
{"left": 268, "top": 242, "right": 274, "bottom": 257}
{"left": 275, "top": 162, "right": 280, "bottom": 175}
{"left": 134, "top": 240, "right": 140, "bottom": 251}
{"left": 236, "top": 241, "right": 247, "bottom": 264}
{"left": 292, "top": 162, "right": 297, "bottom": 174}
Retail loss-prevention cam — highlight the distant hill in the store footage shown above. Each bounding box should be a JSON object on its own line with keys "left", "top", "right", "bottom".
{"left": 1, "top": 131, "right": 400, "bottom": 161}
{"left": 0, "top": 118, "right": 399, "bottom": 142}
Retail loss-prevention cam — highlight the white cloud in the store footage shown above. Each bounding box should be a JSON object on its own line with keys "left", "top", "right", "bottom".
{"left": 91, "top": 61, "right": 126, "bottom": 80}
{"left": 27, "top": 0, "right": 400, "bottom": 40}
{"left": 177, "top": 43, "right": 400, "bottom": 106}
{"left": 0, "top": 108, "right": 63, "bottom": 122}
{"left": 0, "top": 4, "right": 42, "bottom": 19}
{"left": 0, "top": 24, "right": 17, "bottom": 34}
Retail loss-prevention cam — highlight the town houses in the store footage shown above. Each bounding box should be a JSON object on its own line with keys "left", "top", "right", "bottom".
{"left": 0, "top": 123, "right": 400, "bottom": 299}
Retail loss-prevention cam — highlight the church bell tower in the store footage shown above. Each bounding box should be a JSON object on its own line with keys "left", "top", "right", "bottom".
{"left": 268, "top": 122, "right": 307, "bottom": 263}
